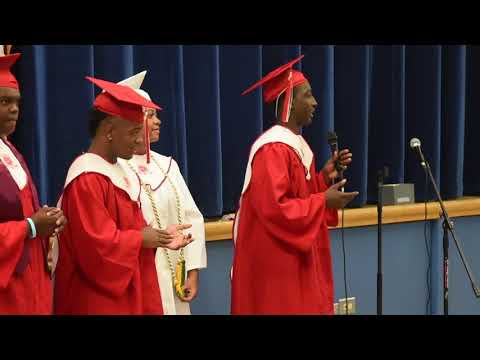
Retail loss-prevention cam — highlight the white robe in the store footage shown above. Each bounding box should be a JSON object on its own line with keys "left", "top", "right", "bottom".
{"left": 119, "top": 152, "right": 207, "bottom": 315}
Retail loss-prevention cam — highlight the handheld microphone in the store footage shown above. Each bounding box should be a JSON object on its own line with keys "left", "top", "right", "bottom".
{"left": 327, "top": 131, "right": 344, "bottom": 180}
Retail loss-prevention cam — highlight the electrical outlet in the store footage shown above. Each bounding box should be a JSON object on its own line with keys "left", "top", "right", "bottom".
{"left": 337, "top": 297, "right": 356, "bottom": 315}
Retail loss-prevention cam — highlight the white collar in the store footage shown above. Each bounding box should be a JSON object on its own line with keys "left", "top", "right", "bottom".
{"left": 240, "top": 125, "right": 313, "bottom": 195}
{"left": 60, "top": 153, "right": 141, "bottom": 204}
{"left": 0, "top": 139, "right": 27, "bottom": 190}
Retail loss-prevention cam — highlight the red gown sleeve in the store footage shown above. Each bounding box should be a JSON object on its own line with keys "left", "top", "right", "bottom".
{"left": 0, "top": 220, "right": 28, "bottom": 288}
{"left": 248, "top": 143, "right": 328, "bottom": 253}
{"left": 61, "top": 174, "right": 143, "bottom": 297}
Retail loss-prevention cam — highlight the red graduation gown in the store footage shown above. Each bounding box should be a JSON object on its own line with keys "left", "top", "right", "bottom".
{"left": 0, "top": 159, "right": 52, "bottom": 314}
{"left": 231, "top": 143, "right": 338, "bottom": 315}
{"left": 53, "top": 173, "right": 163, "bottom": 315}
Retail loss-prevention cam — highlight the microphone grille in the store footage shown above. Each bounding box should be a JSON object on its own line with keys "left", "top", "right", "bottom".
{"left": 410, "top": 137, "right": 421, "bottom": 149}
{"left": 327, "top": 131, "right": 337, "bottom": 145}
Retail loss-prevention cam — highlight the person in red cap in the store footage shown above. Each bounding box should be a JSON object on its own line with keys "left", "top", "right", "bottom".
{"left": 231, "top": 55, "right": 358, "bottom": 315}
{"left": 0, "top": 48, "right": 67, "bottom": 314}
{"left": 52, "top": 76, "right": 194, "bottom": 315}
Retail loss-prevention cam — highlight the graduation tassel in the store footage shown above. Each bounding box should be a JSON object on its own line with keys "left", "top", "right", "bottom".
{"left": 144, "top": 111, "right": 151, "bottom": 164}
{"left": 280, "top": 70, "right": 293, "bottom": 124}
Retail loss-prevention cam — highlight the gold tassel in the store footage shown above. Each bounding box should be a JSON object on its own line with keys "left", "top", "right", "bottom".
{"left": 174, "top": 259, "right": 186, "bottom": 297}
{"left": 47, "top": 235, "right": 56, "bottom": 278}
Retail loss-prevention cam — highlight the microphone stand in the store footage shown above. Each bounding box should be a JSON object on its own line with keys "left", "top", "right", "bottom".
{"left": 418, "top": 155, "right": 480, "bottom": 314}
{"left": 376, "top": 167, "right": 388, "bottom": 315}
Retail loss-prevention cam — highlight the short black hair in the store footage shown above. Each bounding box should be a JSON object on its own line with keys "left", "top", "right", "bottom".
{"left": 88, "top": 108, "right": 108, "bottom": 138}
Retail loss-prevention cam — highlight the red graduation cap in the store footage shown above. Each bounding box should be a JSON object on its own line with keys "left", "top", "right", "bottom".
{"left": 0, "top": 53, "right": 21, "bottom": 90}
{"left": 86, "top": 76, "right": 162, "bottom": 124}
{"left": 241, "top": 55, "right": 307, "bottom": 123}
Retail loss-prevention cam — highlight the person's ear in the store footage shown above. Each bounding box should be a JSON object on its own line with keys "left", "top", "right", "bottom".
{"left": 104, "top": 118, "right": 114, "bottom": 142}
